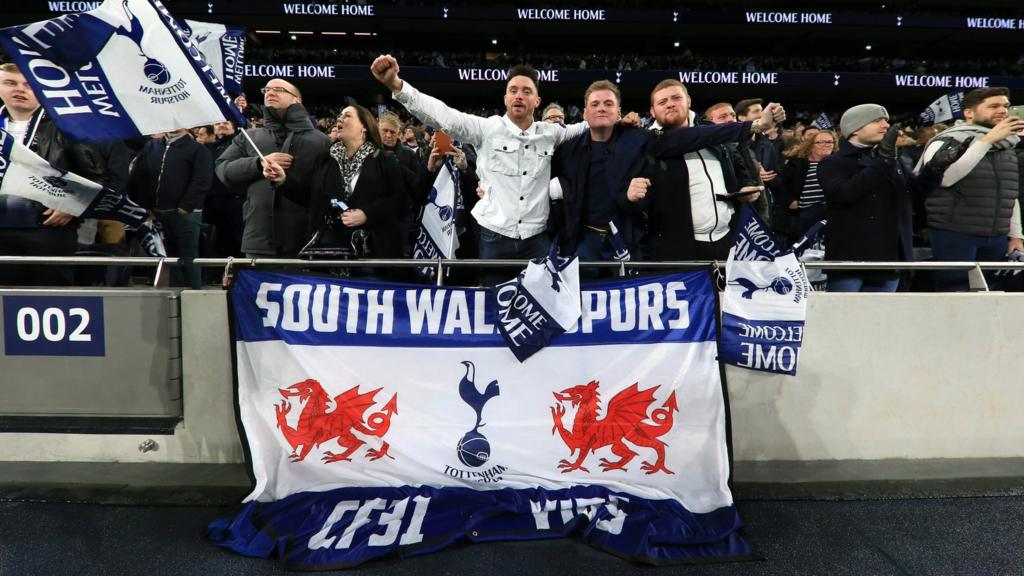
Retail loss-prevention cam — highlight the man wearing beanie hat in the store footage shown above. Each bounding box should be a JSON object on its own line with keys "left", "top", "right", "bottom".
{"left": 913, "top": 87, "right": 1024, "bottom": 291}
{"left": 817, "top": 103, "right": 938, "bottom": 292}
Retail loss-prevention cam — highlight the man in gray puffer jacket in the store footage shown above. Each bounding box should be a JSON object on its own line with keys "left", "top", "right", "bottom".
{"left": 916, "top": 87, "right": 1024, "bottom": 291}
{"left": 216, "top": 79, "right": 331, "bottom": 257}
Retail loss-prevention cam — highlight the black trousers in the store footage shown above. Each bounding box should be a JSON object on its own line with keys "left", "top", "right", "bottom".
{"left": 0, "top": 226, "right": 77, "bottom": 286}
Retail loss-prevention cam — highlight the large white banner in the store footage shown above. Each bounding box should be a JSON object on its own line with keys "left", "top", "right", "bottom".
{"left": 210, "top": 270, "right": 750, "bottom": 568}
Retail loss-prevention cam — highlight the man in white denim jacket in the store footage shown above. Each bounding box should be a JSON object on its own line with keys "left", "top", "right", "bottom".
{"left": 371, "top": 55, "right": 586, "bottom": 276}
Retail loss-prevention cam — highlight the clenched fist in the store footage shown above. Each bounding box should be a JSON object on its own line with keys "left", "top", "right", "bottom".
{"left": 755, "top": 103, "right": 787, "bottom": 132}
{"left": 371, "top": 54, "right": 403, "bottom": 93}
{"left": 627, "top": 177, "right": 650, "bottom": 202}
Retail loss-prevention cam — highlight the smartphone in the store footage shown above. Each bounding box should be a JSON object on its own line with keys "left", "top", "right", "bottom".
{"left": 1009, "top": 105, "right": 1024, "bottom": 120}
{"left": 434, "top": 130, "right": 453, "bottom": 155}
{"left": 716, "top": 187, "right": 761, "bottom": 199}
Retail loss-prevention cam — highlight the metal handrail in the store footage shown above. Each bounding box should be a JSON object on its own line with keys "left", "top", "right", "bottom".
{"left": 1, "top": 256, "right": 1021, "bottom": 291}
{"left": 1, "top": 256, "right": 1023, "bottom": 271}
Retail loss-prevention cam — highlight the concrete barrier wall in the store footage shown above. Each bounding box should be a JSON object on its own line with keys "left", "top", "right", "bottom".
{"left": 2, "top": 291, "right": 1022, "bottom": 468}
{"left": 726, "top": 293, "right": 1024, "bottom": 462}
{"left": 0, "top": 291, "right": 242, "bottom": 464}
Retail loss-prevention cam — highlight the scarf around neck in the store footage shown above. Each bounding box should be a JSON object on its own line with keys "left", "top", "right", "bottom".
{"left": 329, "top": 141, "right": 375, "bottom": 200}
{"left": 0, "top": 105, "right": 46, "bottom": 150}
{"left": 935, "top": 122, "right": 1019, "bottom": 150}
{"left": 913, "top": 122, "right": 1019, "bottom": 174}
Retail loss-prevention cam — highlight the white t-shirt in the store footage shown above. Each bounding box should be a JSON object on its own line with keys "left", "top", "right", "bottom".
{"left": 4, "top": 118, "right": 29, "bottom": 144}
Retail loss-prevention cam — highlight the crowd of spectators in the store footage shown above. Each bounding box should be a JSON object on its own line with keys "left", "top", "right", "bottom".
{"left": 1, "top": 54, "right": 1022, "bottom": 292}
{"left": 247, "top": 46, "right": 1024, "bottom": 77}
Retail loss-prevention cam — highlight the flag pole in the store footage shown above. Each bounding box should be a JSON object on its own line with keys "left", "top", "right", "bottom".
{"left": 238, "top": 128, "right": 267, "bottom": 162}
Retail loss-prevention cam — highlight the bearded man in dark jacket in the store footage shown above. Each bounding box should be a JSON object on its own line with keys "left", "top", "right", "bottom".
{"left": 216, "top": 79, "right": 331, "bottom": 258}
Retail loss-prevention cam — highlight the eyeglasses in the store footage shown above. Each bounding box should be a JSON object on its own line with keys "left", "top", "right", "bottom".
{"left": 261, "top": 86, "right": 297, "bottom": 97}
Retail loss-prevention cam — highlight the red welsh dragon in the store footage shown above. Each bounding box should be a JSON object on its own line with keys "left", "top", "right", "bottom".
{"left": 275, "top": 379, "right": 398, "bottom": 464}
{"left": 550, "top": 381, "right": 678, "bottom": 475}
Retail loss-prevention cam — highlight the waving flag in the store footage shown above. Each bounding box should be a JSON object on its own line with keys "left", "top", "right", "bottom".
{"left": 919, "top": 91, "right": 964, "bottom": 126}
{"left": 720, "top": 206, "right": 814, "bottom": 375}
{"left": 492, "top": 244, "right": 581, "bottom": 362}
{"left": 810, "top": 111, "right": 834, "bottom": 130}
{"left": 209, "top": 269, "right": 749, "bottom": 568}
{"left": 0, "top": 127, "right": 146, "bottom": 227}
{"left": 179, "top": 19, "right": 246, "bottom": 96}
{"left": 0, "top": 0, "right": 244, "bottom": 142}
{"left": 412, "top": 158, "right": 462, "bottom": 279}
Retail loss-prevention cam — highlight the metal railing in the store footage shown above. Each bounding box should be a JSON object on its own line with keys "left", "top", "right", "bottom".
{"left": 0, "top": 256, "right": 1022, "bottom": 291}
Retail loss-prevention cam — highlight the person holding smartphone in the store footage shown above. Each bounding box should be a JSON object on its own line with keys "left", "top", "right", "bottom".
{"left": 915, "top": 87, "right": 1024, "bottom": 291}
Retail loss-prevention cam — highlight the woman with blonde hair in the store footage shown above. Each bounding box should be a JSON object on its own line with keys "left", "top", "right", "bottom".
{"left": 778, "top": 129, "right": 839, "bottom": 239}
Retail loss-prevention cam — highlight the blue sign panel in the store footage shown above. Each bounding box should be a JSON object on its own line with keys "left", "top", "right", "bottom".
{"left": 3, "top": 296, "right": 105, "bottom": 356}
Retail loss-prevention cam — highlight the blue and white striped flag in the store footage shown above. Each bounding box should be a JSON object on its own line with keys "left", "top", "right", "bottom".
{"left": 0, "top": 0, "right": 245, "bottom": 142}
{"left": 0, "top": 127, "right": 147, "bottom": 227}
{"left": 413, "top": 158, "right": 462, "bottom": 279}
{"left": 919, "top": 91, "right": 964, "bottom": 125}
{"left": 179, "top": 19, "right": 246, "bottom": 96}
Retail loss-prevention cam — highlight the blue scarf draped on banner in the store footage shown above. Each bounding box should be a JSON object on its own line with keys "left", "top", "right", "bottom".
{"left": 0, "top": 0, "right": 244, "bottom": 142}
{"left": 492, "top": 243, "right": 581, "bottom": 362}
{"left": 209, "top": 269, "right": 751, "bottom": 568}
{"left": 720, "top": 206, "right": 820, "bottom": 375}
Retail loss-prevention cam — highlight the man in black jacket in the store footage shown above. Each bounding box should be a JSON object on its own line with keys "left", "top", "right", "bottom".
{"left": 818, "top": 104, "right": 937, "bottom": 292}
{"left": 0, "top": 62, "right": 108, "bottom": 286}
{"left": 216, "top": 78, "right": 331, "bottom": 257}
{"left": 128, "top": 129, "right": 212, "bottom": 289}
{"left": 628, "top": 80, "right": 775, "bottom": 261}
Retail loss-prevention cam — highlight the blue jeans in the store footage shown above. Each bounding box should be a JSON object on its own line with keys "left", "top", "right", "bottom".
{"left": 477, "top": 227, "right": 550, "bottom": 287}
{"left": 929, "top": 228, "right": 1007, "bottom": 292}
{"left": 155, "top": 209, "right": 202, "bottom": 289}
{"left": 828, "top": 276, "right": 900, "bottom": 292}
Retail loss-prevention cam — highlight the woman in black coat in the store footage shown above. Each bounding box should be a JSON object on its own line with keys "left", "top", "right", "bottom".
{"left": 264, "top": 104, "right": 409, "bottom": 269}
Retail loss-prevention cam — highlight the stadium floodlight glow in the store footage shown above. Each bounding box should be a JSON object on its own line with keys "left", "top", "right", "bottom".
{"left": 290, "top": 34, "right": 296, "bottom": 40}
{"left": 491, "top": 38, "right": 498, "bottom": 45}
{"left": 674, "top": 41, "right": 680, "bottom": 47}
{"left": 865, "top": 44, "right": 872, "bottom": 50}
{"left": 289, "top": 31, "right": 314, "bottom": 35}
{"left": 322, "top": 31, "right": 348, "bottom": 36}
{"left": 255, "top": 30, "right": 281, "bottom": 34}
{"left": 355, "top": 32, "right": 374, "bottom": 36}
